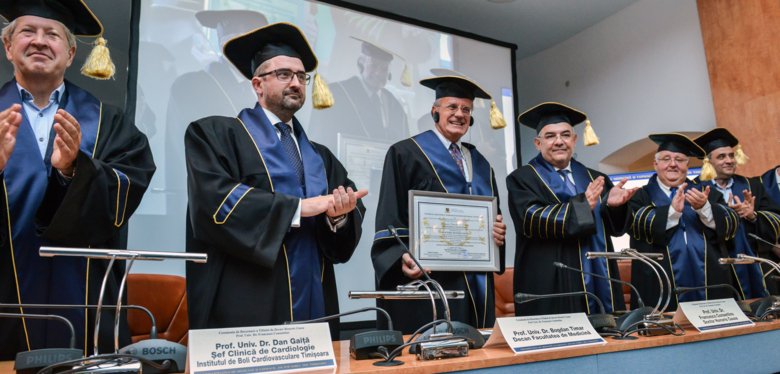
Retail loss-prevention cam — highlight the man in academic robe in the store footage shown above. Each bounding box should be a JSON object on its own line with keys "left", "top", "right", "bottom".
{"left": 693, "top": 129, "right": 780, "bottom": 298}
{"left": 371, "top": 75, "right": 507, "bottom": 334}
{"left": 507, "top": 102, "right": 635, "bottom": 316}
{"left": 629, "top": 133, "right": 736, "bottom": 310}
{"left": 309, "top": 37, "right": 409, "bottom": 154}
{"left": 185, "top": 22, "right": 366, "bottom": 338}
{"left": 0, "top": 1, "right": 156, "bottom": 358}
{"left": 755, "top": 166, "right": 780, "bottom": 291}
{"left": 758, "top": 166, "right": 780, "bottom": 207}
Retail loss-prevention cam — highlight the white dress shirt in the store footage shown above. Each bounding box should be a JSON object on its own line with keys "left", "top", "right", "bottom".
{"left": 656, "top": 180, "right": 715, "bottom": 233}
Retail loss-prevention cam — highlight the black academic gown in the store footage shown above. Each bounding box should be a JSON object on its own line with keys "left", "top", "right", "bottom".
{"left": 371, "top": 130, "right": 504, "bottom": 334}
{"left": 628, "top": 176, "right": 736, "bottom": 311}
{"left": 758, "top": 166, "right": 780, "bottom": 207}
{"left": 694, "top": 175, "right": 780, "bottom": 298}
{"left": 185, "top": 107, "right": 364, "bottom": 339}
{"left": 506, "top": 154, "right": 628, "bottom": 317}
{"left": 308, "top": 76, "right": 409, "bottom": 152}
{"left": 748, "top": 170, "right": 780, "bottom": 294}
{"left": 0, "top": 80, "right": 156, "bottom": 359}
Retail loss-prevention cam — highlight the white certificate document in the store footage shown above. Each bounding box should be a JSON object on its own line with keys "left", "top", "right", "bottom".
{"left": 410, "top": 190, "right": 499, "bottom": 271}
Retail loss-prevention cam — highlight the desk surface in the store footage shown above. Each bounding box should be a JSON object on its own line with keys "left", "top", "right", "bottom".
{"left": 2, "top": 320, "right": 779, "bottom": 373}
{"left": 334, "top": 319, "right": 780, "bottom": 373}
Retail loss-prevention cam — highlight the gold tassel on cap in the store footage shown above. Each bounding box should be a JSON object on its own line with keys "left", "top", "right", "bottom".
{"left": 81, "top": 37, "right": 115, "bottom": 80}
{"left": 734, "top": 144, "right": 749, "bottom": 165}
{"left": 582, "top": 119, "right": 599, "bottom": 146}
{"left": 312, "top": 72, "right": 333, "bottom": 109}
{"left": 489, "top": 100, "right": 506, "bottom": 129}
{"left": 400, "top": 63, "right": 412, "bottom": 87}
{"left": 700, "top": 156, "right": 717, "bottom": 181}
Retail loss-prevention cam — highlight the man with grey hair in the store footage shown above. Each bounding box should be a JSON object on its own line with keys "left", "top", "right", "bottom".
{"left": 628, "top": 133, "right": 736, "bottom": 311}
{"left": 0, "top": 1, "right": 155, "bottom": 357}
{"left": 371, "top": 75, "right": 506, "bottom": 333}
{"left": 507, "top": 102, "right": 635, "bottom": 317}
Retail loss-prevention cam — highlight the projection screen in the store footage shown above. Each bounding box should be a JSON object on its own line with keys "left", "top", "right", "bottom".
{"left": 131, "top": 0, "right": 518, "bottom": 322}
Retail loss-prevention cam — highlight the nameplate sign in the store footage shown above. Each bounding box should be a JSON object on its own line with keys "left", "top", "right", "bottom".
{"left": 485, "top": 313, "right": 605, "bottom": 353}
{"left": 188, "top": 323, "right": 335, "bottom": 373}
{"left": 674, "top": 298, "right": 753, "bottom": 332}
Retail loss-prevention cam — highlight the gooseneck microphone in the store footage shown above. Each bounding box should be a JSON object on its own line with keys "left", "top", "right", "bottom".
{"left": 719, "top": 257, "right": 780, "bottom": 319}
{"left": 748, "top": 233, "right": 780, "bottom": 278}
{"left": 0, "top": 303, "right": 185, "bottom": 373}
{"left": 287, "top": 307, "right": 403, "bottom": 361}
{"left": 0, "top": 303, "right": 158, "bottom": 339}
{"left": 387, "top": 225, "right": 481, "bottom": 358}
{"left": 749, "top": 233, "right": 780, "bottom": 249}
{"left": 552, "top": 261, "right": 655, "bottom": 333}
{"left": 674, "top": 284, "right": 743, "bottom": 300}
{"left": 553, "top": 261, "right": 645, "bottom": 308}
{"left": 514, "top": 291, "right": 616, "bottom": 331}
{"left": 0, "top": 312, "right": 82, "bottom": 373}
{"left": 388, "top": 225, "right": 452, "bottom": 326}
{"left": 388, "top": 225, "right": 432, "bottom": 282}
{"left": 515, "top": 291, "right": 605, "bottom": 314}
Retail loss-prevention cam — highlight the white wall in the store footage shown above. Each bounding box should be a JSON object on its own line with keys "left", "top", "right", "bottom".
{"left": 515, "top": 0, "right": 716, "bottom": 170}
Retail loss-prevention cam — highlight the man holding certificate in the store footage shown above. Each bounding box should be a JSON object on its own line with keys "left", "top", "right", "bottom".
{"left": 371, "top": 75, "right": 507, "bottom": 333}
{"left": 507, "top": 103, "right": 636, "bottom": 316}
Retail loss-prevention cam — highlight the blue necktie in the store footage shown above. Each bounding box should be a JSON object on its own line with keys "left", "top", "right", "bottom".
{"left": 669, "top": 186, "right": 678, "bottom": 200}
{"left": 275, "top": 122, "right": 304, "bottom": 186}
{"left": 558, "top": 169, "right": 576, "bottom": 195}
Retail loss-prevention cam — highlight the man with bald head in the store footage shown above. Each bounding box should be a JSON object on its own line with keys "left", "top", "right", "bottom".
{"left": 507, "top": 102, "right": 636, "bottom": 316}
{"left": 629, "top": 133, "right": 737, "bottom": 310}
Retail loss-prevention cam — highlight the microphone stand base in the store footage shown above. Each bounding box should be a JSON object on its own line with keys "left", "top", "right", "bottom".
{"left": 373, "top": 359, "right": 404, "bottom": 366}
{"left": 417, "top": 338, "right": 469, "bottom": 360}
{"left": 72, "top": 358, "right": 142, "bottom": 373}
{"left": 610, "top": 335, "right": 638, "bottom": 341}
{"left": 637, "top": 318, "right": 677, "bottom": 336}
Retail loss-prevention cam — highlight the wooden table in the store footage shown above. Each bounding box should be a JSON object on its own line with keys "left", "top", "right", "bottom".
{"left": 3, "top": 321, "right": 779, "bottom": 373}
{"left": 334, "top": 320, "right": 780, "bottom": 373}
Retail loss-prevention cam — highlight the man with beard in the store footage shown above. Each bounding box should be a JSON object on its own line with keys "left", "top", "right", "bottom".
{"left": 693, "top": 129, "right": 780, "bottom": 297}
{"left": 507, "top": 102, "right": 635, "bottom": 316}
{"left": 629, "top": 133, "right": 737, "bottom": 310}
{"left": 0, "top": 1, "right": 155, "bottom": 357}
{"left": 184, "top": 23, "right": 366, "bottom": 337}
{"left": 371, "top": 75, "right": 506, "bottom": 333}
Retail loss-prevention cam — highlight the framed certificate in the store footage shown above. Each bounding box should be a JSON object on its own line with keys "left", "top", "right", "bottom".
{"left": 409, "top": 190, "right": 499, "bottom": 272}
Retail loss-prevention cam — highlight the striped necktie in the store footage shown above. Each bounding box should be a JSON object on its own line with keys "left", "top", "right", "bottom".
{"left": 449, "top": 143, "right": 465, "bottom": 176}
{"left": 558, "top": 169, "right": 576, "bottom": 195}
{"left": 275, "top": 122, "right": 305, "bottom": 186}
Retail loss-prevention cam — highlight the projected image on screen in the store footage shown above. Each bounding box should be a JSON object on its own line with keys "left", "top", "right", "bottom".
{"left": 133, "top": 0, "right": 517, "bottom": 318}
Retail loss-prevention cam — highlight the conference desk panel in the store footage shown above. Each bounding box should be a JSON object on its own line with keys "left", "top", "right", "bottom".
{"left": 2, "top": 320, "right": 778, "bottom": 373}
{"left": 335, "top": 320, "right": 780, "bottom": 373}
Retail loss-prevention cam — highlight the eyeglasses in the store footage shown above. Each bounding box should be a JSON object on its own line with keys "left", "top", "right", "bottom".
{"left": 439, "top": 103, "right": 472, "bottom": 116}
{"left": 538, "top": 132, "right": 574, "bottom": 143}
{"left": 256, "top": 69, "right": 311, "bottom": 85}
{"left": 656, "top": 156, "right": 689, "bottom": 165}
